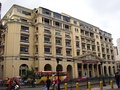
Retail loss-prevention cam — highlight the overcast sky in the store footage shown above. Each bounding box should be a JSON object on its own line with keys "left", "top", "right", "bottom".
{"left": 0, "top": 0, "right": 120, "bottom": 46}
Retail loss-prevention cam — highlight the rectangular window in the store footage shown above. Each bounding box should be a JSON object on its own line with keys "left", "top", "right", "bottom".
{"left": 63, "top": 16, "right": 70, "bottom": 22}
{"left": 92, "top": 45, "right": 95, "bottom": 51}
{"left": 74, "top": 21, "right": 77, "bottom": 24}
{"left": 42, "top": 8, "right": 51, "bottom": 16}
{"left": 56, "top": 39, "right": 61, "bottom": 45}
{"left": 44, "top": 37, "right": 50, "bottom": 42}
{"left": 44, "top": 47, "right": 50, "bottom": 53}
{"left": 20, "top": 46, "right": 28, "bottom": 53}
{"left": 66, "top": 49, "right": 71, "bottom": 55}
{"left": 21, "top": 35, "right": 29, "bottom": 42}
{"left": 55, "top": 31, "right": 61, "bottom": 36}
{"left": 56, "top": 48, "right": 62, "bottom": 54}
{"left": 54, "top": 12, "right": 61, "bottom": 19}
{"left": 20, "top": 58, "right": 29, "bottom": 60}
{"left": 21, "top": 26, "right": 29, "bottom": 32}
{"left": 20, "top": 18, "right": 27, "bottom": 22}
{"left": 66, "top": 40, "right": 71, "bottom": 46}
{"left": 76, "top": 41, "right": 79, "bottom": 47}
{"left": 76, "top": 36, "right": 79, "bottom": 40}
{"left": 77, "top": 51, "right": 80, "bottom": 56}
{"left": 17, "top": 9, "right": 31, "bottom": 16}
{"left": 44, "top": 29, "right": 51, "bottom": 34}
{"left": 87, "top": 45, "right": 90, "bottom": 50}
{"left": 54, "top": 21, "right": 60, "bottom": 27}
{"left": 64, "top": 24, "right": 69, "bottom": 29}
{"left": 82, "top": 43, "right": 85, "bottom": 49}
{"left": 45, "top": 58, "right": 51, "bottom": 60}
{"left": 65, "top": 34, "right": 70, "bottom": 38}
{"left": 67, "top": 59, "right": 72, "bottom": 62}
{"left": 42, "top": 18, "right": 49, "bottom": 24}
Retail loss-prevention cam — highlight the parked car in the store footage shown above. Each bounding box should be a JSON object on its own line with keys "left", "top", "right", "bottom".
{"left": 76, "top": 77, "right": 88, "bottom": 82}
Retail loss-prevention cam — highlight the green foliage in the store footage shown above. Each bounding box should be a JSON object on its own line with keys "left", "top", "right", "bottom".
{"left": 23, "top": 65, "right": 36, "bottom": 80}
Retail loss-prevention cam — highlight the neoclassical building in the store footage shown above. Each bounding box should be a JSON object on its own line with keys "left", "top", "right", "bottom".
{"left": 0, "top": 4, "right": 116, "bottom": 79}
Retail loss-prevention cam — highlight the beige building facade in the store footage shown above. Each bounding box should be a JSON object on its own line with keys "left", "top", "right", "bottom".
{"left": 115, "top": 38, "right": 120, "bottom": 69}
{"left": 0, "top": 5, "right": 116, "bottom": 79}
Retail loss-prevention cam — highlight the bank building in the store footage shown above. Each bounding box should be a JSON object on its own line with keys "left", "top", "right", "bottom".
{"left": 0, "top": 4, "right": 117, "bottom": 79}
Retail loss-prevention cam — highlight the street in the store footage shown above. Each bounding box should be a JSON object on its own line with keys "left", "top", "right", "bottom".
{"left": 0, "top": 77, "right": 116, "bottom": 90}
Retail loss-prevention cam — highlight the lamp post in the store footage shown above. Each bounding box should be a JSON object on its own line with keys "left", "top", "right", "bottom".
{"left": 100, "top": 61, "right": 106, "bottom": 86}
{"left": 12, "top": 65, "right": 15, "bottom": 77}
{"left": 56, "top": 57, "right": 61, "bottom": 90}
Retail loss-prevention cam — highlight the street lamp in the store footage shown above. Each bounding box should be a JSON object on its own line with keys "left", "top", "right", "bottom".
{"left": 12, "top": 65, "right": 15, "bottom": 77}
{"left": 56, "top": 57, "right": 61, "bottom": 90}
{"left": 100, "top": 61, "right": 106, "bottom": 86}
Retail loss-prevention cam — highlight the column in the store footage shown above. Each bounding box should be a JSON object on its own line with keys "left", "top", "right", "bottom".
{"left": 82, "top": 63, "right": 84, "bottom": 77}
{"left": 102, "top": 64, "right": 104, "bottom": 76}
{"left": 96, "top": 64, "right": 99, "bottom": 77}
{"left": 51, "top": 20, "right": 53, "bottom": 26}
{"left": 106, "top": 66, "right": 109, "bottom": 76}
{"left": 87, "top": 64, "right": 89, "bottom": 77}
{"left": 92, "top": 64, "right": 95, "bottom": 77}
{"left": 74, "top": 62, "right": 78, "bottom": 78}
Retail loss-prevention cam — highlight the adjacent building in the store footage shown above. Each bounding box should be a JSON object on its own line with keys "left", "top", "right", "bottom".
{"left": 0, "top": 4, "right": 116, "bottom": 79}
{"left": 115, "top": 38, "right": 120, "bottom": 69}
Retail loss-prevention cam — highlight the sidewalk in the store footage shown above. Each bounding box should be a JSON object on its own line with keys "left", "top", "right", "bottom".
{"left": 90, "top": 84, "right": 118, "bottom": 90}
{"left": 0, "top": 84, "right": 119, "bottom": 90}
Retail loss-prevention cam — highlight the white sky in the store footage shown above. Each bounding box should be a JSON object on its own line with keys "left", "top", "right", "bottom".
{"left": 0, "top": 0, "right": 120, "bottom": 46}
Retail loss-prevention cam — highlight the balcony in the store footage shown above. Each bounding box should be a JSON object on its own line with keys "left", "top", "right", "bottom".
{"left": 43, "top": 22, "right": 52, "bottom": 26}
{"left": 56, "top": 42, "right": 62, "bottom": 45}
{"left": 44, "top": 52, "right": 52, "bottom": 57}
{"left": 82, "top": 48, "right": 86, "bottom": 51}
{"left": 21, "top": 30, "right": 29, "bottom": 35}
{"left": 87, "top": 41, "right": 91, "bottom": 44}
{"left": 44, "top": 41, "right": 51, "bottom": 44}
{"left": 42, "top": 18, "right": 52, "bottom": 26}
{"left": 44, "top": 31, "right": 51, "bottom": 36}
{"left": 65, "top": 36, "right": 71, "bottom": 40}
{"left": 87, "top": 48, "right": 91, "bottom": 51}
{"left": 66, "top": 54, "right": 72, "bottom": 57}
{"left": 20, "top": 52, "right": 29, "bottom": 56}
{"left": 55, "top": 34, "right": 62, "bottom": 38}
{"left": 66, "top": 44, "right": 71, "bottom": 47}
{"left": 54, "top": 22, "right": 62, "bottom": 28}
{"left": 81, "top": 40, "right": 86, "bottom": 43}
{"left": 91, "top": 42, "right": 95, "bottom": 45}
{"left": 56, "top": 53, "right": 63, "bottom": 56}
{"left": 102, "top": 51, "right": 105, "bottom": 54}
{"left": 20, "top": 42, "right": 29, "bottom": 45}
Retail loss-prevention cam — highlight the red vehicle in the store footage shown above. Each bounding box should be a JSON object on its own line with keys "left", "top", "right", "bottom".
{"left": 6, "top": 77, "right": 20, "bottom": 90}
{"left": 76, "top": 77, "right": 88, "bottom": 82}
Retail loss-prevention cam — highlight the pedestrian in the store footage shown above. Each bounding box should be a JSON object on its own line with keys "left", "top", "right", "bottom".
{"left": 55, "top": 78, "right": 59, "bottom": 90}
{"left": 52, "top": 77, "right": 59, "bottom": 90}
{"left": 46, "top": 76, "right": 51, "bottom": 90}
{"left": 115, "top": 70, "right": 120, "bottom": 88}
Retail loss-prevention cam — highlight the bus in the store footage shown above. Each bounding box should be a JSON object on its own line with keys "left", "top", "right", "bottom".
{"left": 35, "top": 71, "right": 68, "bottom": 84}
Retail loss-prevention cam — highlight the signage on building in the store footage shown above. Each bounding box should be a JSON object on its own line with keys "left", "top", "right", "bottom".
{"left": 82, "top": 60, "right": 99, "bottom": 64}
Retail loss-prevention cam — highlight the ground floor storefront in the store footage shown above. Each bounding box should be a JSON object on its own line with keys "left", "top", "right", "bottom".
{"left": 0, "top": 53, "right": 117, "bottom": 79}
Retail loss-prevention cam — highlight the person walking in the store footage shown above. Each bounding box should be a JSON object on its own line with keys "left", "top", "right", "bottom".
{"left": 115, "top": 70, "right": 120, "bottom": 88}
{"left": 46, "top": 76, "right": 51, "bottom": 90}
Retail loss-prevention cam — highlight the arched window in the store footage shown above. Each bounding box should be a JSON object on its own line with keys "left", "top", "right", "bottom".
{"left": 44, "top": 64, "right": 52, "bottom": 71}
{"left": 19, "top": 64, "right": 28, "bottom": 76}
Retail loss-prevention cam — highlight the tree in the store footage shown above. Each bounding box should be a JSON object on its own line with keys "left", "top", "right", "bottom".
{"left": 22, "top": 66, "right": 36, "bottom": 87}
